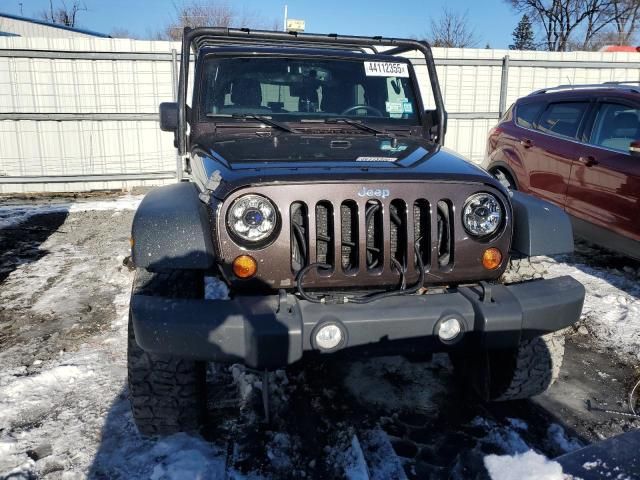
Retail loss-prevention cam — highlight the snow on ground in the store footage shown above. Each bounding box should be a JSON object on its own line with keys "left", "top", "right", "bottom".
{"left": 0, "top": 195, "right": 142, "bottom": 230}
{"left": 546, "top": 424, "right": 582, "bottom": 454}
{"left": 0, "top": 196, "right": 638, "bottom": 479}
{"left": 484, "top": 451, "right": 566, "bottom": 480}
{"left": 0, "top": 202, "right": 231, "bottom": 479}
{"left": 534, "top": 254, "right": 640, "bottom": 361}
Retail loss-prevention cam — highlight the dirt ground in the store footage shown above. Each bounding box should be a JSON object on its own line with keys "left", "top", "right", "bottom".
{"left": 0, "top": 199, "right": 638, "bottom": 479}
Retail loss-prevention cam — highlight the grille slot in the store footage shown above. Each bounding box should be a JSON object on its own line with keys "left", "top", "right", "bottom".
{"left": 413, "top": 199, "right": 430, "bottom": 268}
{"left": 340, "top": 201, "right": 358, "bottom": 273}
{"left": 315, "top": 201, "right": 334, "bottom": 270}
{"left": 437, "top": 200, "right": 454, "bottom": 268}
{"left": 290, "top": 202, "right": 308, "bottom": 273}
{"left": 365, "top": 200, "right": 384, "bottom": 271}
{"left": 390, "top": 199, "right": 407, "bottom": 272}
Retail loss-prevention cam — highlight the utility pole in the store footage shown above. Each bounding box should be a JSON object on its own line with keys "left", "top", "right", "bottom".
{"left": 19, "top": 2, "right": 23, "bottom": 15}
{"left": 283, "top": 4, "right": 288, "bottom": 31}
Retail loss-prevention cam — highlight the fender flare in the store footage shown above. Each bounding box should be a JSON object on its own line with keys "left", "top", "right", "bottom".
{"left": 510, "top": 191, "right": 574, "bottom": 257}
{"left": 131, "top": 182, "right": 215, "bottom": 270}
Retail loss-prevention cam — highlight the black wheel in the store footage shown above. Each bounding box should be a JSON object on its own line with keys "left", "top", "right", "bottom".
{"left": 491, "top": 168, "right": 517, "bottom": 191}
{"left": 450, "top": 331, "right": 565, "bottom": 401}
{"left": 128, "top": 268, "right": 207, "bottom": 437}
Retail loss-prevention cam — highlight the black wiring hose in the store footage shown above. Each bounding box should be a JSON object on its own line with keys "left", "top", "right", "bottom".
{"left": 296, "top": 262, "right": 333, "bottom": 303}
{"left": 390, "top": 256, "right": 406, "bottom": 290}
{"left": 292, "top": 222, "right": 307, "bottom": 262}
{"left": 348, "top": 240, "right": 425, "bottom": 304}
{"left": 295, "top": 239, "right": 425, "bottom": 305}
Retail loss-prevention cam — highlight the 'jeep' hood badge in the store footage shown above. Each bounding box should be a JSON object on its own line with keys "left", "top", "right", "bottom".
{"left": 358, "top": 187, "right": 390, "bottom": 199}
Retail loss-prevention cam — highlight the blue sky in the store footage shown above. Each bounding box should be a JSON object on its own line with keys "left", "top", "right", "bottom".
{"left": 4, "top": 0, "right": 522, "bottom": 48}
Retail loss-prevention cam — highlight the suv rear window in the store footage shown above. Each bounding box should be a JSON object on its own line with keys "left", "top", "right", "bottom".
{"left": 589, "top": 103, "right": 640, "bottom": 152}
{"left": 536, "top": 102, "right": 589, "bottom": 139}
{"left": 515, "top": 102, "right": 544, "bottom": 128}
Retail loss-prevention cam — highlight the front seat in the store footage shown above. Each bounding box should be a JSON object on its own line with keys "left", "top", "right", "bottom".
{"left": 601, "top": 112, "right": 640, "bottom": 151}
{"left": 227, "top": 79, "right": 269, "bottom": 113}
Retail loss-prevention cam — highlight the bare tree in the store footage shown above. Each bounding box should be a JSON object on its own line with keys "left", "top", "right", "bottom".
{"left": 505, "top": 0, "right": 607, "bottom": 51}
{"left": 425, "top": 8, "right": 479, "bottom": 48}
{"left": 609, "top": 0, "right": 640, "bottom": 44}
{"left": 161, "top": 1, "right": 278, "bottom": 41}
{"left": 505, "top": 0, "right": 640, "bottom": 51}
{"left": 39, "top": 0, "right": 86, "bottom": 27}
{"left": 578, "top": 0, "right": 639, "bottom": 49}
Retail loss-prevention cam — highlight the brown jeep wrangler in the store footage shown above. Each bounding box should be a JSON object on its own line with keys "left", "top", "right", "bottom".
{"left": 127, "top": 27, "right": 585, "bottom": 436}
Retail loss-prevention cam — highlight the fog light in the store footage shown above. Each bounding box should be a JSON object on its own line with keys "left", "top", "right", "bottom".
{"left": 438, "top": 317, "right": 462, "bottom": 342}
{"left": 315, "top": 323, "right": 344, "bottom": 351}
{"left": 482, "top": 247, "right": 502, "bottom": 270}
{"left": 232, "top": 255, "right": 257, "bottom": 279}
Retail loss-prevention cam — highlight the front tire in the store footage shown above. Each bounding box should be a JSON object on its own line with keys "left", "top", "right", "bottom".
{"left": 127, "top": 269, "right": 207, "bottom": 437}
{"left": 491, "top": 168, "right": 517, "bottom": 191}
{"left": 451, "top": 331, "right": 565, "bottom": 401}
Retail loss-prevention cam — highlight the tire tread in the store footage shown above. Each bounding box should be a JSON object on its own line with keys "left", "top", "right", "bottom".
{"left": 128, "top": 269, "right": 206, "bottom": 436}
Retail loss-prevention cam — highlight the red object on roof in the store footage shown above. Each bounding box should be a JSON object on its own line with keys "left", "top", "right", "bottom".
{"left": 600, "top": 45, "right": 640, "bottom": 52}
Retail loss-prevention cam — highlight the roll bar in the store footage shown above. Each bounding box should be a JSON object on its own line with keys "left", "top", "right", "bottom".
{"left": 177, "top": 27, "right": 447, "bottom": 154}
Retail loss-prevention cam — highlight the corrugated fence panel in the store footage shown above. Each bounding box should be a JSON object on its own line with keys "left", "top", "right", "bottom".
{"left": 0, "top": 36, "right": 179, "bottom": 193}
{"left": 0, "top": 56, "right": 174, "bottom": 112}
{"left": 0, "top": 120, "right": 176, "bottom": 176}
{"left": 1, "top": 37, "right": 639, "bottom": 193}
{"left": 445, "top": 119, "right": 496, "bottom": 163}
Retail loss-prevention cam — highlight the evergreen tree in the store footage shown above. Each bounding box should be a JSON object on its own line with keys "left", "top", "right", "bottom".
{"left": 510, "top": 14, "right": 536, "bottom": 50}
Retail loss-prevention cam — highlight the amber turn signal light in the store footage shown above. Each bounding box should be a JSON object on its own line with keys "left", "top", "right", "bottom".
{"left": 233, "top": 255, "right": 257, "bottom": 279}
{"left": 482, "top": 248, "right": 502, "bottom": 270}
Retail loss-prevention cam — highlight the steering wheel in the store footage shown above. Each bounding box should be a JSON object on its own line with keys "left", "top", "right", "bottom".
{"left": 340, "top": 105, "right": 384, "bottom": 117}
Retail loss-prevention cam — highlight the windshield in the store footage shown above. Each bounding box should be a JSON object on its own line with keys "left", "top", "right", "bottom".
{"left": 199, "top": 57, "right": 420, "bottom": 124}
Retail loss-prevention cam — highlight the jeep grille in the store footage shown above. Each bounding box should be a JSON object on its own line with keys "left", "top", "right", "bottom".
{"left": 218, "top": 183, "right": 511, "bottom": 289}
{"left": 290, "top": 198, "right": 454, "bottom": 278}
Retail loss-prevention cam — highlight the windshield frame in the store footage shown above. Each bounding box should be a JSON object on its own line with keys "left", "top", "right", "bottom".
{"left": 193, "top": 52, "right": 426, "bottom": 129}
{"left": 177, "top": 28, "right": 447, "bottom": 154}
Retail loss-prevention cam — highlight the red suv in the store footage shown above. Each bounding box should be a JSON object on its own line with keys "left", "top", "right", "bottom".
{"left": 484, "top": 83, "right": 640, "bottom": 260}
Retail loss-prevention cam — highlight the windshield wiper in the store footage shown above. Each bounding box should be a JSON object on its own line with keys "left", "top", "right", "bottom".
{"left": 207, "top": 113, "right": 296, "bottom": 133}
{"left": 324, "top": 117, "right": 391, "bottom": 136}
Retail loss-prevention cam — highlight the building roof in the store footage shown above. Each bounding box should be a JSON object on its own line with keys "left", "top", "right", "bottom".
{"left": 0, "top": 12, "right": 111, "bottom": 38}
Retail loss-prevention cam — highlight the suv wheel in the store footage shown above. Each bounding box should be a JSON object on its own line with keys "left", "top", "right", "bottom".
{"left": 450, "top": 331, "right": 565, "bottom": 401}
{"left": 127, "top": 268, "right": 207, "bottom": 436}
{"left": 491, "top": 168, "right": 517, "bottom": 190}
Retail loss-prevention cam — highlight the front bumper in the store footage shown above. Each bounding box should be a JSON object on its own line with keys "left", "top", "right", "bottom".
{"left": 130, "top": 276, "right": 585, "bottom": 369}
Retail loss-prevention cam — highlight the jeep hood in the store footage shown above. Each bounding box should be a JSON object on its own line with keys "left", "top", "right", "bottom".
{"left": 195, "top": 134, "right": 502, "bottom": 198}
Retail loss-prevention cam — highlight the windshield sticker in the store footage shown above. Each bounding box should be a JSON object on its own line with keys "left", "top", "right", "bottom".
{"left": 356, "top": 156, "right": 398, "bottom": 162}
{"left": 402, "top": 102, "right": 413, "bottom": 114}
{"left": 385, "top": 101, "right": 404, "bottom": 114}
{"left": 380, "top": 140, "right": 408, "bottom": 153}
{"left": 364, "top": 61, "right": 410, "bottom": 77}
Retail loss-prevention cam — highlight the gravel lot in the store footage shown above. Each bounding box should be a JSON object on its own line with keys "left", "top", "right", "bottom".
{"left": 0, "top": 195, "right": 638, "bottom": 479}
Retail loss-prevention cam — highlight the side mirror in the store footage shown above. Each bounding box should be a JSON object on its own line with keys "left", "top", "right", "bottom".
{"left": 630, "top": 140, "right": 640, "bottom": 157}
{"left": 425, "top": 109, "right": 447, "bottom": 139}
{"left": 159, "top": 102, "right": 178, "bottom": 132}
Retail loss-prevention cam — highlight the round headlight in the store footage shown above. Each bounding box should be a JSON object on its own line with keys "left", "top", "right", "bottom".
{"left": 227, "top": 194, "right": 278, "bottom": 244}
{"left": 462, "top": 193, "right": 503, "bottom": 237}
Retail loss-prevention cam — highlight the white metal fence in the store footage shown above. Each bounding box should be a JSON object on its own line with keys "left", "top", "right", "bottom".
{"left": 1, "top": 36, "right": 639, "bottom": 193}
